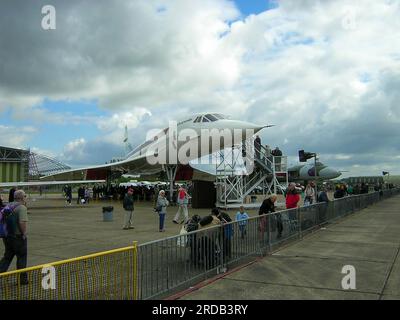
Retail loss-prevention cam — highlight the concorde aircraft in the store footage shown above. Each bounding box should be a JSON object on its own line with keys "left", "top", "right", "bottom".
{"left": 39, "top": 113, "right": 269, "bottom": 183}
{"left": 287, "top": 161, "right": 341, "bottom": 182}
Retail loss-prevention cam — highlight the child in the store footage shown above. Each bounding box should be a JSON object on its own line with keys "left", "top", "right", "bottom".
{"left": 235, "top": 206, "right": 249, "bottom": 239}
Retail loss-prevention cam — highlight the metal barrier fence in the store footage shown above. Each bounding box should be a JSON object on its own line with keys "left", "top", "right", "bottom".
{"left": 137, "top": 189, "right": 399, "bottom": 300}
{"left": 0, "top": 243, "right": 138, "bottom": 300}
{"left": 0, "top": 189, "right": 399, "bottom": 300}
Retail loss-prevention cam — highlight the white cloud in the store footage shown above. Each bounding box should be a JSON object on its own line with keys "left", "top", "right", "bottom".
{"left": 335, "top": 154, "right": 352, "bottom": 160}
{"left": 0, "top": 0, "right": 242, "bottom": 113}
{"left": 62, "top": 138, "right": 87, "bottom": 162}
{"left": 0, "top": 125, "right": 38, "bottom": 149}
{"left": 96, "top": 110, "right": 152, "bottom": 131}
{"left": 60, "top": 137, "right": 124, "bottom": 166}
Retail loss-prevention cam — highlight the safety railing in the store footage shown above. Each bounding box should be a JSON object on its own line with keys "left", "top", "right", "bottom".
{"left": 136, "top": 189, "right": 399, "bottom": 300}
{"left": 1, "top": 189, "right": 399, "bottom": 300}
{"left": 0, "top": 243, "right": 138, "bottom": 300}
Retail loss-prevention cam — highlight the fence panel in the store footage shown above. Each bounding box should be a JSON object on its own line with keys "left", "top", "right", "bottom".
{"left": 0, "top": 245, "right": 137, "bottom": 300}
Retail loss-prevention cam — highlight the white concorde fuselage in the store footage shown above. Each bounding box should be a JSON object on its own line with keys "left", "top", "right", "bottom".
{"left": 126, "top": 113, "right": 266, "bottom": 165}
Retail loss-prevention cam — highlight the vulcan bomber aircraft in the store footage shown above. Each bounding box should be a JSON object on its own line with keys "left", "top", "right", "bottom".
{"left": 287, "top": 161, "right": 341, "bottom": 182}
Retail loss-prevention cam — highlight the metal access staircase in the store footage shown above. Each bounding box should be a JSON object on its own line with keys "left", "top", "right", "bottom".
{"left": 215, "top": 141, "right": 288, "bottom": 208}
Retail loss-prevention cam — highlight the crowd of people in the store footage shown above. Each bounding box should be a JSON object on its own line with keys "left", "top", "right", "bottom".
{"left": 332, "top": 182, "right": 384, "bottom": 198}
{"left": 118, "top": 185, "right": 192, "bottom": 232}
{"left": 62, "top": 183, "right": 192, "bottom": 205}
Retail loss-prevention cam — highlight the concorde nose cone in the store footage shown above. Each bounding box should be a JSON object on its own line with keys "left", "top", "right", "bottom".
{"left": 254, "top": 124, "right": 275, "bottom": 134}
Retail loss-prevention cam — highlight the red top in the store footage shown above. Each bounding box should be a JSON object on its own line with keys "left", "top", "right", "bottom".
{"left": 179, "top": 189, "right": 186, "bottom": 200}
{"left": 286, "top": 193, "right": 300, "bottom": 209}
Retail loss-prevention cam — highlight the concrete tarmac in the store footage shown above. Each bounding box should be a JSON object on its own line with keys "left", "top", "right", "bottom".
{"left": 178, "top": 195, "right": 400, "bottom": 300}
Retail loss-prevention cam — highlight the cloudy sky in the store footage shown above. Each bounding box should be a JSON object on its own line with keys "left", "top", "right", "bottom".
{"left": 0, "top": 0, "right": 399, "bottom": 177}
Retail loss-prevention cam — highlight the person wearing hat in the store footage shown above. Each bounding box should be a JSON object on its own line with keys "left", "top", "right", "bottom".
{"left": 122, "top": 188, "right": 135, "bottom": 230}
{"left": 157, "top": 190, "right": 169, "bottom": 232}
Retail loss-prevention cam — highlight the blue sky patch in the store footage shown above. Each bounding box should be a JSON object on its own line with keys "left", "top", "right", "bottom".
{"left": 233, "top": 0, "right": 278, "bottom": 16}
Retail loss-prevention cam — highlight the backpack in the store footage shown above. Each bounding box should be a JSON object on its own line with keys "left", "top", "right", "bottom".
{"left": 199, "top": 215, "right": 213, "bottom": 227}
{"left": 218, "top": 212, "right": 232, "bottom": 223}
{"left": 186, "top": 222, "right": 199, "bottom": 233}
{"left": 185, "top": 215, "right": 201, "bottom": 232}
{"left": 0, "top": 203, "right": 21, "bottom": 238}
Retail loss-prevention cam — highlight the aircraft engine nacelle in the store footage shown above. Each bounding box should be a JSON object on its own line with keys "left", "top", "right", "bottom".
{"left": 299, "top": 165, "right": 316, "bottom": 179}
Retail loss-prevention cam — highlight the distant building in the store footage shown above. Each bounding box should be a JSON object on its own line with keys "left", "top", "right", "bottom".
{"left": 342, "top": 176, "right": 384, "bottom": 185}
{"left": 0, "top": 146, "right": 30, "bottom": 183}
{"left": 0, "top": 145, "right": 71, "bottom": 182}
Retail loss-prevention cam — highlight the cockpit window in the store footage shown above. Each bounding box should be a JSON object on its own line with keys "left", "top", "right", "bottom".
{"left": 194, "top": 114, "right": 226, "bottom": 123}
{"left": 213, "top": 113, "right": 226, "bottom": 120}
{"left": 204, "top": 114, "right": 218, "bottom": 122}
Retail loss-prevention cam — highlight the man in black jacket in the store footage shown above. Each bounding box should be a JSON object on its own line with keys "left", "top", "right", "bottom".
{"left": 122, "top": 188, "right": 134, "bottom": 230}
{"left": 259, "top": 194, "right": 282, "bottom": 239}
{"left": 259, "top": 195, "right": 276, "bottom": 215}
{"left": 77, "top": 186, "right": 85, "bottom": 204}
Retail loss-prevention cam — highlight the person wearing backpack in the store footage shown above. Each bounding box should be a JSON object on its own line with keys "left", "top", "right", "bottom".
{"left": 0, "top": 189, "right": 29, "bottom": 284}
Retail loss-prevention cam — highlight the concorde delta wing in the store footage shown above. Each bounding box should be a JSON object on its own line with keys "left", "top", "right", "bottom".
{"left": 40, "top": 154, "right": 163, "bottom": 181}
{"left": 0, "top": 180, "right": 106, "bottom": 188}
